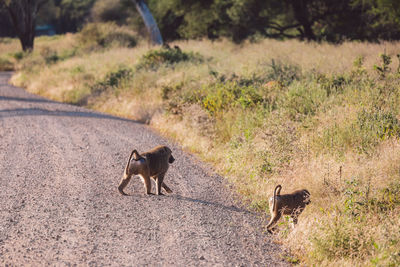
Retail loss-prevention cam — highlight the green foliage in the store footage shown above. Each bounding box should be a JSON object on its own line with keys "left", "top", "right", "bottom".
{"left": 312, "top": 214, "right": 373, "bottom": 260}
{"left": 91, "top": 0, "right": 131, "bottom": 24}
{"left": 90, "top": 66, "right": 133, "bottom": 95}
{"left": 0, "top": 57, "right": 13, "bottom": 71}
{"left": 135, "top": 46, "right": 203, "bottom": 71}
{"left": 283, "top": 82, "right": 326, "bottom": 120}
{"left": 374, "top": 53, "right": 392, "bottom": 78}
{"left": 356, "top": 109, "right": 400, "bottom": 149}
{"left": 199, "top": 81, "right": 264, "bottom": 116}
{"left": 6, "top": 0, "right": 400, "bottom": 45}
{"left": 63, "top": 87, "right": 91, "bottom": 105}
{"left": 11, "top": 51, "right": 25, "bottom": 60}
{"left": 57, "top": 0, "right": 96, "bottom": 33}
{"left": 78, "top": 22, "right": 137, "bottom": 49}
{"left": 265, "top": 59, "right": 301, "bottom": 86}
{"left": 314, "top": 109, "right": 400, "bottom": 156}
{"left": 145, "top": 0, "right": 400, "bottom": 43}
{"left": 39, "top": 47, "right": 59, "bottom": 65}
{"left": 317, "top": 74, "right": 348, "bottom": 96}
{"left": 311, "top": 179, "right": 400, "bottom": 263}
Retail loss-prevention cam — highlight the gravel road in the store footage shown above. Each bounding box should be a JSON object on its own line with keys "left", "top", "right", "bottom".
{"left": 0, "top": 72, "right": 287, "bottom": 266}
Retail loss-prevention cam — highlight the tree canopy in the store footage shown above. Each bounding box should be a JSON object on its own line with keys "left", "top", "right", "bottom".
{"left": 1, "top": 0, "right": 400, "bottom": 43}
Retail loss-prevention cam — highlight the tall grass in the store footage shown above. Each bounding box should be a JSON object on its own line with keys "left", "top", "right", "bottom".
{"left": 2, "top": 29, "right": 400, "bottom": 266}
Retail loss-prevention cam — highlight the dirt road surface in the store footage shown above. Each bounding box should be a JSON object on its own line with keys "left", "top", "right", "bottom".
{"left": 0, "top": 72, "right": 287, "bottom": 266}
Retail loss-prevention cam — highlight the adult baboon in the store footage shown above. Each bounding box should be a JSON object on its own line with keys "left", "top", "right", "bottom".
{"left": 118, "top": 145, "right": 174, "bottom": 196}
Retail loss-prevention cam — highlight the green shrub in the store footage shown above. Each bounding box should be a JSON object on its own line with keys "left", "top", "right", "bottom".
{"left": 39, "top": 46, "right": 59, "bottom": 65}
{"left": 63, "top": 87, "right": 91, "bottom": 105}
{"left": 374, "top": 53, "right": 392, "bottom": 78}
{"left": 135, "top": 46, "right": 203, "bottom": 71}
{"left": 314, "top": 109, "right": 400, "bottom": 156}
{"left": 311, "top": 180, "right": 400, "bottom": 263}
{"left": 283, "top": 82, "right": 326, "bottom": 120}
{"left": 90, "top": 66, "right": 133, "bottom": 95}
{"left": 264, "top": 59, "right": 301, "bottom": 86}
{"left": 0, "top": 57, "right": 14, "bottom": 71}
{"left": 78, "top": 22, "right": 137, "bottom": 49}
{"left": 316, "top": 73, "right": 349, "bottom": 96}
{"left": 11, "top": 51, "right": 25, "bottom": 60}
{"left": 199, "top": 81, "right": 263, "bottom": 116}
{"left": 356, "top": 109, "right": 400, "bottom": 152}
{"left": 58, "top": 48, "right": 78, "bottom": 61}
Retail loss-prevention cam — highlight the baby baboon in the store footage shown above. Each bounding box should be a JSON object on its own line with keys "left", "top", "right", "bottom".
{"left": 266, "top": 185, "right": 311, "bottom": 233}
{"left": 118, "top": 145, "right": 175, "bottom": 196}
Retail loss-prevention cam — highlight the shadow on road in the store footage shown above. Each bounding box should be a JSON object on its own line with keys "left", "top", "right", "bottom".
{"left": 173, "top": 195, "right": 250, "bottom": 213}
{"left": 128, "top": 193, "right": 251, "bottom": 214}
{"left": 0, "top": 107, "right": 142, "bottom": 123}
{"left": 0, "top": 95, "right": 55, "bottom": 104}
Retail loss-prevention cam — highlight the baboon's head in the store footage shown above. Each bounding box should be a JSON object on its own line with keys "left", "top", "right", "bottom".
{"left": 303, "top": 190, "right": 311, "bottom": 205}
{"left": 164, "top": 146, "right": 175, "bottom": 164}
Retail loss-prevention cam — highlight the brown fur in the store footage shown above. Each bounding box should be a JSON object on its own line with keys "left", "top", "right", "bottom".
{"left": 118, "top": 145, "right": 175, "bottom": 196}
{"left": 266, "top": 185, "right": 311, "bottom": 233}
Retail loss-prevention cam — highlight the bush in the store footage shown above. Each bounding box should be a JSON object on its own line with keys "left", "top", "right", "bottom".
{"left": 11, "top": 51, "right": 25, "bottom": 61}
{"left": 265, "top": 59, "right": 301, "bottom": 86}
{"left": 78, "top": 22, "right": 137, "bottom": 49}
{"left": 283, "top": 82, "right": 326, "bottom": 121}
{"left": 135, "top": 46, "right": 203, "bottom": 71}
{"left": 356, "top": 109, "right": 400, "bottom": 152}
{"left": 39, "top": 46, "right": 59, "bottom": 65}
{"left": 0, "top": 57, "right": 14, "bottom": 71}
{"left": 195, "top": 81, "right": 264, "bottom": 116}
{"left": 90, "top": 66, "right": 133, "bottom": 95}
{"left": 314, "top": 109, "right": 400, "bottom": 156}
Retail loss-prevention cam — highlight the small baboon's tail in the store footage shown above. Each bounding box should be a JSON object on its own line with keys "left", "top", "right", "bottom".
{"left": 272, "top": 185, "right": 282, "bottom": 213}
{"left": 125, "top": 149, "right": 139, "bottom": 176}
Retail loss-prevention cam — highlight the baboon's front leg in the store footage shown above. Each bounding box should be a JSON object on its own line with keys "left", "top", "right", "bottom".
{"left": 141, "top": 174, "right": 152, "bottom": 195}
{"left": 118, "top": 175, "right": 132, "bottom": 195}
{"left": 155, "top": 172, "right": 166, "bottom": 195}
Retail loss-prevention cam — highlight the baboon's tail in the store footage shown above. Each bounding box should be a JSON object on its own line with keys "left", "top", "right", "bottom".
{"left": 272, "top": 185, "right": 282, "bottom": 212}
{"left": 125, "top": 149, "right": 139, "bottom": 176}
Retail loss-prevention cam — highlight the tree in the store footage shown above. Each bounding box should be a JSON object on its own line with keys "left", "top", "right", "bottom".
{"left": 57, "top": 0, "right": 95, "bottom": 33}
{"left": 2, "top": 0, "right": 47, "bottom": 51}
{"left": 132, "top": 0, "right": 163, "bottom": 45}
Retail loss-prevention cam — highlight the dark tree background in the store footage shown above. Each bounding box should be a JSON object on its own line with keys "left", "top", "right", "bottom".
{"left": 1, "top": 0, "right": 47, "bottom": 51}
{"left": 1, "top": 0, "right": 400, "bottom": 45}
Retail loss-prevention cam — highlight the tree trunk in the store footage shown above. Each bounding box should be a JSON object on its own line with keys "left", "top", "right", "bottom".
{"left": 6, "top": 0, "right": 45, "bottom": 52}
{"left": 133, "top": 0, "right": 163, "bottom": 45}
{"left": 290, "top": 0, "right": 316, "bottom": 41}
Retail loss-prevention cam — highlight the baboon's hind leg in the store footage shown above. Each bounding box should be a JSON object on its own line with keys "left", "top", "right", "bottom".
{"left": 266, "top": 213, "right": 281, "bottom": 233}
{"left": 290, "top": 215, "right": 298, "bottom": 227}
{"left": 118, "top": 175, "right": 132, "bottom": 195}
{"left": 162, "top": 182, "right": 173, "bottom": 194}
